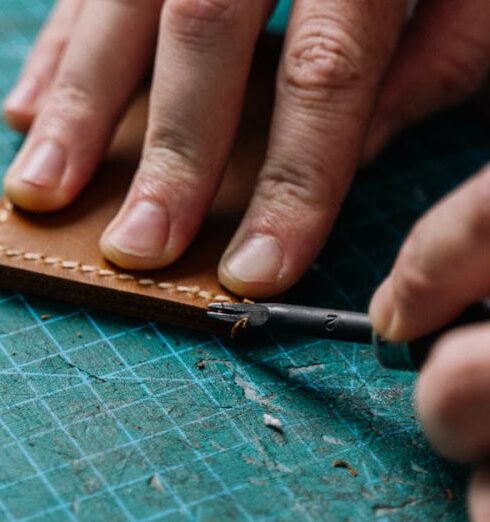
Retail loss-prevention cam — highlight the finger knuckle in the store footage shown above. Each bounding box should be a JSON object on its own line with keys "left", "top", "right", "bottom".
{"left": 257, "top": 158, "right": 342, "bottom": 216}
{"left": 138, "top": 128, "right": 201, "bottom": 201}
{"left": 166, "top": 0, "right": 236, "bottom": 42}
{"left": 145, "top": 122, "right": 197, "bottom": 169}
{"left": 134, "top": 163, "right": 200, "bottom": 207}
{"left": 41, "top": 80, "right": 98, "bottom": 132}
{"left": 283, "top": 22, "right": 362, "bottom": 98}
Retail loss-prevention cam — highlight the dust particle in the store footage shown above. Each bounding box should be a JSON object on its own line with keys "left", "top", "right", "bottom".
{"left": 71, "top": 497, "right": 80, "bottom": 515}
{"left": 149, "top": 473, "right": 165, "bottom": 492}
{"left": 263, "top": 413, "right": 283, "bottom": 432}
{"left": 333, "top": 460, "right": 358, "bottom": 477}
{"left": 40, "top": 314, "right": 51, "bottom": 321}
{"left": 196, "top": 360, "right": 206, "bottom": 370}
{"left": 231, "top": 317, "right": 248, "bottom": 339}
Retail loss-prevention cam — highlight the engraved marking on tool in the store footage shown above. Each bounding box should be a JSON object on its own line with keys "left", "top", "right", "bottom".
{"left": 324, "top": 313, "right": 339, "bottom": 332}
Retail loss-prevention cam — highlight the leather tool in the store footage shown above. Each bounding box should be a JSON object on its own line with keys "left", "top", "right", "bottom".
{"left": 209, "top": 300, "right": 490, "bottom": 370}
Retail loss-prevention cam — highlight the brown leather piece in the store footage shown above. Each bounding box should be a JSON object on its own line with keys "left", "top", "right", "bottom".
{"left": 0, "top": 40, "right": 280, "bottom": 333}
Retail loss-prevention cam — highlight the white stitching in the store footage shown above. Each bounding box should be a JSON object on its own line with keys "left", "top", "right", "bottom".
{"left": 0, "top": 200, "right": 13, "bottom": 223}
{"left": 98, "top": 269, "right": 115, "bottom": 277}
{"left": 80, "top": 265, "right": 97, "bottom": 273}
{"left": 0, "top": 243, "right": 233, "bottom": 303}
{"left": 61, "top": 261, "right": 79, "bottom": 269}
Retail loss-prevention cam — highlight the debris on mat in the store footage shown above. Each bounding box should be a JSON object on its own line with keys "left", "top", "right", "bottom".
{"left": 71, "top": 497, "right": 80, "bottom": 515}
{"left": 263, "top": 413, "right": 283, "bottom": 432}
{"left": 332, "top": 460, "right": 358, "bottom": 477}
{"left": 40, "top": 314, "right": 51, "bottom": 321}
{"left": 149, "top": 473, "right": 165, "bottom": 492}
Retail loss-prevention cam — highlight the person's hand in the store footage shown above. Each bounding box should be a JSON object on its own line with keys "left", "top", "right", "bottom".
{"left": 3, "top": 1, "right": 490, "bottom": 298}
{"left": 369, "top": 166, "right": 490, "bottom": 521}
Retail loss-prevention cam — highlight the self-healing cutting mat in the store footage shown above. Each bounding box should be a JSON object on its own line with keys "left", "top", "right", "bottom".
{"left": 1, "top": 1, "right": 489, "bottom": 521}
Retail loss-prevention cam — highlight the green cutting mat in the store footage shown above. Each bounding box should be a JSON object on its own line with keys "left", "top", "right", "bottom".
{"left": 1, "top": 2, "right": 489, "bottom": 521}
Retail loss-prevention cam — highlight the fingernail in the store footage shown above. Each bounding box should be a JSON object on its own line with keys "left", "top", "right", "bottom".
{"left": 4, "top": 79, "right": 38, "bottom": 111}
{"left": 369, "top": 277, "right": 397, "bottom": 337}
{"left": 223, "top": 234, "right": 284, "bottom": 284}
{"left": 104, "top": 200, "right": 169, "bottom": 258}
{"left": 19, "top": 140, "right": 66, "bottom": 188}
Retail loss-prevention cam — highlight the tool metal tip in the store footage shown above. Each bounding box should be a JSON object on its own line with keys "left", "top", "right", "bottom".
{"left": 207, "top": 302, "right": 271, "bottom": 327}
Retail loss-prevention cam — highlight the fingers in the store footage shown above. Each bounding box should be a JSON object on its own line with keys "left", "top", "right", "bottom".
{"left": 469, "top": 464, "right": 490, "bottom": 522}
{"left": 369, "top": 165, "right": 490, "bottom": 341}
{"left": 416, "top": 325, "right": 490, "bottom": 461}
{"left": 218, "top": 0, "right": 407, "bottom": 297}
{"left": 3, "top": 0, "right": 84, "bottom": 133}
{"left": 100, "top": 0, "right": 273, "bottom": 270}
{"left": 364, "top": 0, "right": 490, "bottom": 162}
{"left": 4, "top": 0, "right": 162, "bottom": 212}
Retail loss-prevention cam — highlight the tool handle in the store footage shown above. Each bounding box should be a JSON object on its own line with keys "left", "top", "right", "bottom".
{"left": 374, "top": 299, "right": 490, "bottom": 371}
{"left": 266, "top": 304, "right": 373, "bottom": 344}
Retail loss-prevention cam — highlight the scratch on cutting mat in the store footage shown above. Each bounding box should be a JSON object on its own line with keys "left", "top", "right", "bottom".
{"left": 242, "top": 454, "right": 293, "bottom": 474}
{"left": 322, "top": 435, "right": 343, "bottom": 445}
{"left": 287, "top": 363, "right": 326, "bottom": 377}
{"left": 234, "top": 375, "right": 278, "bottom": 410}
{"left": 61, "top": 358, "right": 107, "bottom": 383}
{"left": 374, "top": 496, "right": 434, "bottom": 516}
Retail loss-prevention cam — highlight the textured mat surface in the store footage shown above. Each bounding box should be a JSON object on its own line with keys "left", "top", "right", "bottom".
{"left": 1, "top": 1, "right": 489, "bottom": 521}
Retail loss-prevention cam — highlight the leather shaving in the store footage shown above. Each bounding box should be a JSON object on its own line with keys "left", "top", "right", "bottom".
{"left": 333, "top": 460, "right": 358, "bottom": 477}
{"left": 231, "top": 317, "right": 248, "bottom": 339}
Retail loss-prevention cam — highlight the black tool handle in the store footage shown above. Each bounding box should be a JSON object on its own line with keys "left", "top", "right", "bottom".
{"left": 265, "top": 304, "right": 373, "bottom": 344}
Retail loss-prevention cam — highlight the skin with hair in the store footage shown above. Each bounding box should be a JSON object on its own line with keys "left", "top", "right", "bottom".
{"left": 4, "top": 1, "right": 490, "bottom": 518}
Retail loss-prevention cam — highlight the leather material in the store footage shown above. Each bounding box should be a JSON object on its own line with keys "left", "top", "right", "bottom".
{"left": 0, "top": 43, "right": 278, "bottom": 333}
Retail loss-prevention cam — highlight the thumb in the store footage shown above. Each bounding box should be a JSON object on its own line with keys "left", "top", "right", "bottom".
{"left": 369, "top": 165, "right": 490, "bottom": 341}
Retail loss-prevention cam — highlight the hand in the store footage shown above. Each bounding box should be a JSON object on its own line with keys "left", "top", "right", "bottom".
{"left": 369, "top": 166, "right": 490, "bottom": 520}
{"left": 3, "top": 1, "right": 490, "bottom": 299}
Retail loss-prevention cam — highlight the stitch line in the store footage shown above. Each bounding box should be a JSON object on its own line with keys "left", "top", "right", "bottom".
{"left": 0, "top": 199, "right": 13, "bottom": 223}
{"left": 0, "top": 244, "right": 232, "bottom": 304}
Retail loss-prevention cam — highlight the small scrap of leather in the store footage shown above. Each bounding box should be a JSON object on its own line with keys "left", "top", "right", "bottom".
{"left": 0, "top": 42, "right": 278, "bottom": 333}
